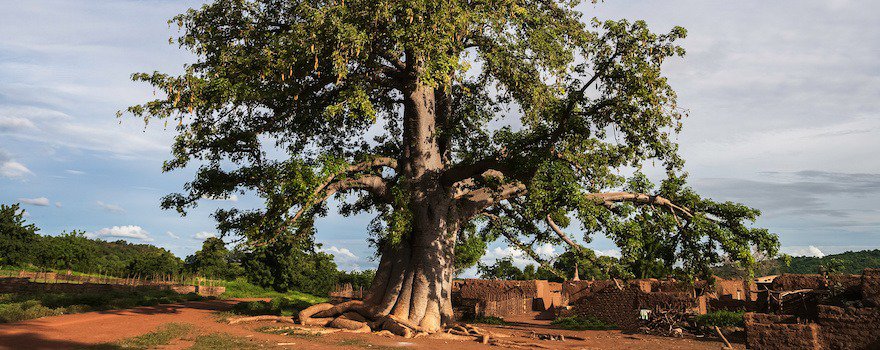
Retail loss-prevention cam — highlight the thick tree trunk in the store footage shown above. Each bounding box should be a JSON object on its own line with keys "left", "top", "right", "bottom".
{"left": 363, "top": 82, "right": 458, "bottom": 333}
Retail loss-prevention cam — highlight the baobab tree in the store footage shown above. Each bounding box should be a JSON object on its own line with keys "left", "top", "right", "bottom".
{"left": 126, "top": 0, "right": 778, "bottom": 334}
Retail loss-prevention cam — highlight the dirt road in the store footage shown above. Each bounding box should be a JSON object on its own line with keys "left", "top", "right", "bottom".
{"left": 0, "top": 300, "right": 741, "bottom": 349}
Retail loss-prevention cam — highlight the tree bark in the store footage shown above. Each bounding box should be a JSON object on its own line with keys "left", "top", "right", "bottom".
{"left": 363, "top": 81, "right": 458, "bottom": 333}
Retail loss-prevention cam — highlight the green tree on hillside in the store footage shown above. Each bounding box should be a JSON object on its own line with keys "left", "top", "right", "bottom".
{"left": 0, "top": 203, "right": 39, "bottom": 266}
{"left": 185, "top": 237, "right": 243, "bottom": 279}
{"left": 127, "top": 0, "right": 779, "bottom": 331}
{"left": 242, "top": 234, "right": 338, "bottom": 296}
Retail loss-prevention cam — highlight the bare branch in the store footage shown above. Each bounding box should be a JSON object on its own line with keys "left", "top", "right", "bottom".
{"left": 482, "top": 212, "right": 566, "bottom": 280}
{"left": 585, "top": 192, "right": 693, "bottom": 218}
{"left": 458, "top": 182, "right": 527, "bottom": 219}
{"left": 292, "top": 175, "right": 392, "bottom": 223}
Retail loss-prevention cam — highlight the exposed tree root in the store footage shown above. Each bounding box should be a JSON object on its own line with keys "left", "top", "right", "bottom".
{"left": 226, "top": 315, "right": 295, "bottom": 325}
{"left": 292, "top": 301, "right": 544, "bottom": 347}
{"left": 330, "top": 317, "right": 371, "bottom": 333}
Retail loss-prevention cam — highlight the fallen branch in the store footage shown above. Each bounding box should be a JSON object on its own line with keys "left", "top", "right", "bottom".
{"left": 227, "top": 315, "right": 295, "bottom": 325}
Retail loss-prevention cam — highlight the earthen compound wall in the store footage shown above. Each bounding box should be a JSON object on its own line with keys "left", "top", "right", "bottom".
{"left": 0, "top": 277, "right": 225, "bottom": 297}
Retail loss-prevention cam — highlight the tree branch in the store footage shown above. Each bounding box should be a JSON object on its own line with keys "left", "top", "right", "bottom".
{"left": 585, "top": 192, "right": 693, "bottom": 218}
{"left": 482, "top": 212, "right": 566, "bottom": 280}
{"left": 458, "top": 182, "right": 527, "bottom": 219}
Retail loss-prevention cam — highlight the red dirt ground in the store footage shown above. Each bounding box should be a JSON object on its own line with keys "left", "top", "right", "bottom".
{"left": 0, "top": 300, "right": 742, "bottom": 349}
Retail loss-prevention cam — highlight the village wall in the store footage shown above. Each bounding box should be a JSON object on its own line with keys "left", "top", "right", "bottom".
{"left": 0, "top": 277, "right": 224, "bottom": 297}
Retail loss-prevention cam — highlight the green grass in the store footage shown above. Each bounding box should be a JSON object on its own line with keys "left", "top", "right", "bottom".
{"left": 189, "top": 333, "right": 264, "bottom": 350}
{"left": 218, "top": 278, "right": 326, "bottom": 302}
{"left": 259, "top": 325, "right": 324, "bottom": 339}
{"left": 117, "top": 323, "right": 193, "bottom": 348}
{"left": 0, "top": 289, "right": 203, "bottom": 323}
{"left": 551, "top": 315, "right": 617, "bottom": 330}
{"left": 229, "top": 297, "right": 315, "bottom": 316}
{"left": 81, "top": 323, "right": 194, "bottom": 349}
{"left": 467, "top": 315, "right": 510, "bottom": 325}
{"left": 695, "top": 310, "right": 745, "bottom": 328}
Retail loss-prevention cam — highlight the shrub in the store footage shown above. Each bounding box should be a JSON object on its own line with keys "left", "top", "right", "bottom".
{"left": 694, "top": 310, "right": 744, "bottom": 328}
{"left": 551, "top": 315, "right": 616, "bottom": 330}
{"left": 230, "top": 297, "right": 314, "bottom": 316}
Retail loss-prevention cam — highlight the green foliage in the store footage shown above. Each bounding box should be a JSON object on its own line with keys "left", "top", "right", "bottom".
{"left": 218, "top": 278, "right": 327, "bottom": 304}
{"left": 185, "top": 237, "right": 244, "bottom": 279}
{"left": 242, "top": 235, "right": 339, "bottom": 296}
{"left": 714, "top": 249, "right": 880, "bottom": 278}
{"left": 337, "top": 270, "right": 375, "bottom": 291}
{"left": 0, "top": 203, "right": 39, "bottom": 266}
{"left": 478, "top": 257, "right": 528, "bottom": 281}
{"left": 124, "top": 0, "right": 778, "bottom": 283}
{"left": 230, "top": 297, "right": 314, "bottom": 316}
{"left": 551, "top": 315, "right": 616, "bottom": 330}
{"left": 0, "top": 216, "right": 186, "bottom": 279}
{"left": 694, "top": 310, "right": 744, "bottom": 328}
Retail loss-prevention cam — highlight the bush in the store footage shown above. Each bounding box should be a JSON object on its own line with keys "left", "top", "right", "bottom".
{"left": 230, "top": 297, "right": 314, "bottom": 317}
{"left": 694, "top": 310, "right": 744, "bottom": 328}
{"left": 551, "top": 315, "right": 616, "bottom": 330}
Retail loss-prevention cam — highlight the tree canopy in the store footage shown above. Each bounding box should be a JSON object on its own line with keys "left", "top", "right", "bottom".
{"left": 126, "top": 0, "right": 780, "bottom": 331}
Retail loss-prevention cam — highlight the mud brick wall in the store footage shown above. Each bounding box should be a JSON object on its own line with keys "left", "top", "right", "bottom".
{"left": 744, "top": 312, "right": 821, "bottom": 350}
{"left": 561, "top": 280, "right": 616, "bottom": 305}
{"left": 0, "top": 277, "right": 224, "bottom": 297}
{"left": 453, "top": 279, "right": 541, "bottom": 318}
{"left": 571, "top": 285, "right": 641, "bottom": 330}
{"left": 772, "top": 274, "right": 861, "bottom": 292}
{"left": 483, "top": 297, "right": 533, "bottom": 318}
{"left": 816, "top": 305, "right": 880, "bottom": 350}
{"left": 639, "top": 291, "right": 706, "bottom": 314}
{"left": 862, "top": 269, "right": 880, "bottom": 305}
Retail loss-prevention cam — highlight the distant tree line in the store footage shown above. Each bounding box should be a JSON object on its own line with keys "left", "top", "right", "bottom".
{"left": 713, "top": 249, "right": 880, "bottom": 278}
{"left": 0, "top": 203, "right": 371, "bottom": 296}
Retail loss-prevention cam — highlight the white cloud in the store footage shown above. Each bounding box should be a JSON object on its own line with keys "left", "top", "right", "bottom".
{"left": 0, "top": 116, "right": 36, "bottom": 130}
{"left": 166, "top": 231, "right": 180, "bottom": 239}
{"left": 0, "top": 149, "right": 32, "bottom": 178}
{"left": 782, "top": 245, "right": 825, "bottom": 258}
{"left": 89, "top": 225, "right": 153, "bottom": 242}
{"left": 18, "top": 197, "right": 50, "bottom": 206}
{"left": 194, "top": 231, "right": 217, "bottom": 239}
{"left": 54, "top": 202, "right": 61, "bottom": 208}
{"left": 321, "top": 246, "right": 359, "bottom": 260}
{"left": 96, "top": 201, "right": 125, "bottom": 213}
{"left": 319, "top": 246, "right": 365, "bottom": 271}
{"left": 65, "top": 169, "right": 85, "bottom": 175}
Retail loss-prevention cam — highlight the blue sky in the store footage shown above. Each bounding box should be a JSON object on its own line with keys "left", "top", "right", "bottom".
{"left": 1, "top": 0, "right": 879, "bottom": 273}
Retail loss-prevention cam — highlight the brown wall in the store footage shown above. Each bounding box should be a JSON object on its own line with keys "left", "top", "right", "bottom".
{"left": 0, "top": 277, "right": 224, "bottom": 297}
{"left": 816, "top": 305, "right": 880, "bottom": 350}
{"left": 744, "top": 313, "right": 821, "bottom": 350}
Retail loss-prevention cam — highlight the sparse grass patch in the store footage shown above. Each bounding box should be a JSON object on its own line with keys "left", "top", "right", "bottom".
{"left": 117, "top": 323, "right": 193, "bottom": 349}
{"left": 467, "top": 315, "right": 509, "bottom": 325}
{"left": 551, "top": 315, "right": 616, "bottom": 330}
{"left": 258, "top": 325, "right": 323, "bottom": 339}
{"left": 189, "top": 333, "right": 263, "bottom": 350}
